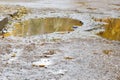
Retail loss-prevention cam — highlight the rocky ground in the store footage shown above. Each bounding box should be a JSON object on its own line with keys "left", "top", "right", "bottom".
{"left": 0, "top": 0, "right": 120, "bottom": 80}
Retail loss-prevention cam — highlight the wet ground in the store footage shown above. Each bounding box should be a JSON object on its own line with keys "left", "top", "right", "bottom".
{"left": 0, "top": 0, "right": 120, "bottom": 80}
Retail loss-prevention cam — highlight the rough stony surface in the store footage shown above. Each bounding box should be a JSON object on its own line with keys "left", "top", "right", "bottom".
{"left": 0, "top": 0, "right": 120, "bottom": 80}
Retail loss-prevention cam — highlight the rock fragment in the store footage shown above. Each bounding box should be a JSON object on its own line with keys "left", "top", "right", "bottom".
{"left": 0, "top": 17, "right": 8, "bottom": 31}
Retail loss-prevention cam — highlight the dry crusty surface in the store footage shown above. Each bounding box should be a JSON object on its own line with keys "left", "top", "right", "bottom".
{"left": 0, "top": 0, "right": 120, "bottom": 80}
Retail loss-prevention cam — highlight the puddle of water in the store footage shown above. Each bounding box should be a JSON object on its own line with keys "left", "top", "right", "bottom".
{"left": 6, "top": 17, "right": 82, "bottom": 37}
{"left": 97, "top": 18, "right": 120, "bottom": 41}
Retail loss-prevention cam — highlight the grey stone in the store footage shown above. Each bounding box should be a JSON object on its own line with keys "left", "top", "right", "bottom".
{"left": 0, "top": 17, "right": 8, "bottom": 31}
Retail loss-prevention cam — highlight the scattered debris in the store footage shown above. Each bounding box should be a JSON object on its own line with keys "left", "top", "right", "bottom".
{"left": 32, "top": 59, "right": 53, "bottom": 67}
{"left": 11, "top": 53, "right": 16, "bottom": 57}
{"left": 64, "top": 56, "right": 74, "bottom": 60}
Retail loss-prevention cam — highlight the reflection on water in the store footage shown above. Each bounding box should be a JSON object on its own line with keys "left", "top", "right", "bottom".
{"left": 98, "top": 18, "right": 120, "bottom": 41}
{"left": 10, "top": 17, "right": 82, "bottom": 37}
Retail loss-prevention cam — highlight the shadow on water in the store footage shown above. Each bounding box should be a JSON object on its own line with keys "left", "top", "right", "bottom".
{"left": 6, "top": 17, "right": 83, "bottom": 37}
{"left": 97, "top": 18, "right": 120, "bottom": 41}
